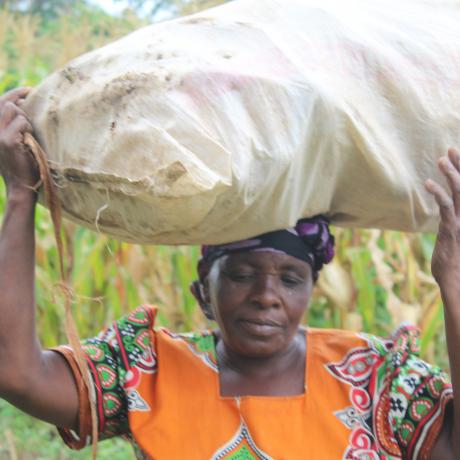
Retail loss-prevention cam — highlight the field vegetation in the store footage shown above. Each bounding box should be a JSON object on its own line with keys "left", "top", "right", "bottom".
{"left": 0, "top": 0, "right": 448, "bottom": 458}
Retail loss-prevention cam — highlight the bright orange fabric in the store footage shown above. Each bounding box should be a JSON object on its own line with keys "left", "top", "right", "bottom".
{"left": 55, "top": 305, "right": 452, "bottom": 460}
{"left": 132, "top": 326, "right": 355, "bottom": 459}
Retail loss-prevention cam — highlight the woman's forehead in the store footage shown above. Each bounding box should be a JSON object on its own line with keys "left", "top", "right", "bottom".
{"left": 218, "top": 250, "right": 311, "bottom": 271}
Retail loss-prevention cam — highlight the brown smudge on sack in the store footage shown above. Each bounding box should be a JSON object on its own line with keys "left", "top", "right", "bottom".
{"left": 158, "top": 161, "right": 187, "bottom": 185}
{"left": 183, "top": 16, "right": 214, "bottom": 25}
{"left": 100, "top": 72, "right": 151, "bottom": 106}
{"left": 60, "top": 66, "right": 87, "bottom": 84}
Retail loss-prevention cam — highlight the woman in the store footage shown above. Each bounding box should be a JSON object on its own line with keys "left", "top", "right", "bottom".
{"left": 0, "top": 86, "right": 458, "bottom": 460}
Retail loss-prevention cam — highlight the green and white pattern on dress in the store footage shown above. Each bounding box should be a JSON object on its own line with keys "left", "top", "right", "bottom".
{"left": 211, "top": 421, "right": 274, "bottom": 460}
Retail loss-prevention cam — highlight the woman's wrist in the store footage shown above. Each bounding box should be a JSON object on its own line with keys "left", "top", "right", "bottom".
{"left": 439, "top": 283, "right": 460, "bottom": 315}
{"left": 5, "top": 184, "right": 38, "bottom": 207}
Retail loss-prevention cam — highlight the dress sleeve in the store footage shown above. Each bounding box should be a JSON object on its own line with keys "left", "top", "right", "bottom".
{"left": 53, "top": 304, "right": 158, "bottom": 450}
{"left": 384, "top": 326, "right": 453, "bottom": 460}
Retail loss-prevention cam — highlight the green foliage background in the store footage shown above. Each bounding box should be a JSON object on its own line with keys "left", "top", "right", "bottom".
{"left": 0, "top": 1, "right": 449, "bottom": 458}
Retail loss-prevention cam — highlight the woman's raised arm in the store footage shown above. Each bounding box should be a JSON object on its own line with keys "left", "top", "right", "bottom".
{"left": 0, "top": 88, "right": 79, "bottom": 430}
{"left": 424, "top": 148, "right": 460, "bottom": 459}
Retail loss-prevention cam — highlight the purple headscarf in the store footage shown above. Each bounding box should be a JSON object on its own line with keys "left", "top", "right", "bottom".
{"left": 201, "top": 215, "right": 334, "bottom": 281}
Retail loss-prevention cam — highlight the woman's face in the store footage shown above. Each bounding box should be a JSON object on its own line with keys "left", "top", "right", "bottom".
{"left": 205, "top": 251, "right": 313, "bottom": 358}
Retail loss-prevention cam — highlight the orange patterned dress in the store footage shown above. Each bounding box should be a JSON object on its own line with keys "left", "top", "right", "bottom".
{"left": 55, "top": 305, "right": 452, "bottom": 460}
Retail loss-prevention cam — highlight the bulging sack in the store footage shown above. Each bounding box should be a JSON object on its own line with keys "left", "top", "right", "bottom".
{"left": 23, "top": 0, "right": 460, "bottom": 244}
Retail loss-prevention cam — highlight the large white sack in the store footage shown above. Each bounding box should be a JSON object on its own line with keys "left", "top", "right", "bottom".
{"left": 23, "top": 0, "right": 460, "bottom": 244}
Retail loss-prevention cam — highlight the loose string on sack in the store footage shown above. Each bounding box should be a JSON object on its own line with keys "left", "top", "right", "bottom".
{"left": 24, "top": 133, "right": 99, "bottom": 460}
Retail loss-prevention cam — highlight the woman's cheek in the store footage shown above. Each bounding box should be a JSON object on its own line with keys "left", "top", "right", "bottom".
{"left": 220, "top": 280, "right": 249, "bottom": 299}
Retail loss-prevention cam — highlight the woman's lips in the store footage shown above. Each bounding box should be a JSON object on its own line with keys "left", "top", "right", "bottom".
{"left": 237, "top": 318, "right": 282, "bottom": 336}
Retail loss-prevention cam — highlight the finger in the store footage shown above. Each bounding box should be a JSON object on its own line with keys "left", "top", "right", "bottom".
{"left": 0, "top": 87, "right": 31, "bottom": 107}
{"left": 0, "top": 114, "right": 33, "bottom": 154}
{"left": 448, "top": 148, "right": 460, "bottom": 172}
{"left": 425, "top": 178, "right": 456, "bottom": 224}
{"left": 437, "top": 155, "right": 460, "bottom": 215}
{"left": 16, "top": 98, "right": 27, "bottom": 109}
{"left": 0, "top": 88, "right": 31, "bottom": 116}
{"left": 6, "top": 102, "right": 29, "bottom": 121}
{"left": 5, "top": 114, "right": 33, "bottom": 138}
{"left": 0, "top": 102, "right": 21, "bottom": 130}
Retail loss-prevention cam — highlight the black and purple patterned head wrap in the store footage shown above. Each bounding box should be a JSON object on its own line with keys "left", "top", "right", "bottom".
{"left": 201, "top": 215, "right": 334, "bottom": 281}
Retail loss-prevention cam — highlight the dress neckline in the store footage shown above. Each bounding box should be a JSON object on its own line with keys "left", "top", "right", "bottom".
{"left": 208, "top": 326, "right": 310, "bottom": 401}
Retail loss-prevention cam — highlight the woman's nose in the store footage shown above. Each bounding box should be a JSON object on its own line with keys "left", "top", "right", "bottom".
{"left": 249, "top": 274, "right": 281, "bottom": 308}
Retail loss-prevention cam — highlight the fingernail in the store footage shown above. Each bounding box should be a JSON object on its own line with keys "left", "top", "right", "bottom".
{"left": 443, "top": 155, "right": 452, "bottom": 164}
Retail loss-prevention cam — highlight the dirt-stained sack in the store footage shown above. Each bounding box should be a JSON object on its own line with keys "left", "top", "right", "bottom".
{"left": 23, "top": 0, "right": 460, "bottom": 244}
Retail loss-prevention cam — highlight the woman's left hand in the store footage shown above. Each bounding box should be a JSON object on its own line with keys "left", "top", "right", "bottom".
{"left": 425, "top": 148, "right": 460, "bottom": 292}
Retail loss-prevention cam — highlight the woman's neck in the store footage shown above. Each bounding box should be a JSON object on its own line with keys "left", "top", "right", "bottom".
{"left": 215, "top": 330, "right": 306, "bottom": 396}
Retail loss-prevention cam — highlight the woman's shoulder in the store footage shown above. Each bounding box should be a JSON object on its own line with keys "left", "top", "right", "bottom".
{"left": 103, "top": 304, "right": 216, "bottom": 356}
{"left": 308, "top": 323, "right": 421, "bottom": 358}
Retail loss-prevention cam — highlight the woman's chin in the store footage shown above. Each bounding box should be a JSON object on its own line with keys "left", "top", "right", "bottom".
{"left": 230, "top": 333, "right": 289, "bottom": 359}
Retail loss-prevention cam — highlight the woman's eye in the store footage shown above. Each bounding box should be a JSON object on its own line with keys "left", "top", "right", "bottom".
{"left": 227, "top": 271, "right": 255, "bottom": 282}
{"left": 281, "top": 275, "right": 303, "bottom": 286}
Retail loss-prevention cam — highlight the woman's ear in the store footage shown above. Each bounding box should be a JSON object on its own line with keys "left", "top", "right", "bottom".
{"left": 190, "top": 280, "right": 214, "bottom": 321}
{"left": 190, "top": 259, "right": 214, "bottom": 321}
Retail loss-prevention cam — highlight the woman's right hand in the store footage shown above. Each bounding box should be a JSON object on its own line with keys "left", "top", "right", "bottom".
{"left": 0, "top": 88, "right": 39, "bottom": 195}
